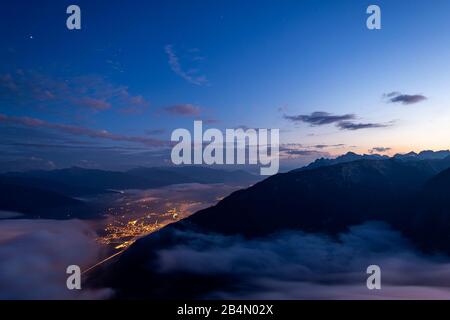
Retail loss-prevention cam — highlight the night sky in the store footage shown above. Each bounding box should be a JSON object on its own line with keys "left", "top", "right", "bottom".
{"left": 1, "top": 0, "right": 450, "bottom": 171}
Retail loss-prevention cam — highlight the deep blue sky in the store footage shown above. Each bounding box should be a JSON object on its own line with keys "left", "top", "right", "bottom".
{"left": 1, "top": 0, "right": 450, "bottom": 171}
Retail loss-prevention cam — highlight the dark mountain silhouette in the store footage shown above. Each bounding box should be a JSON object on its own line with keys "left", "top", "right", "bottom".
{"left": 0, "top": 174, "right": 105, "bottom": 197}
{"left": 399, "top": 167, "right": 450, "bottom": 253}
{"left": 3, "top": 167, "right": 151, "bottom": 196}
{"left": 94, "top": 156, "right": 450, "bottom": 298}
{"left": 301, "top": 152, "right": 389, "bottom": 170}
{"left": 303, "top": 150, "right": 450, "bottom": 171}
{"left": 394, "top": 150, "right": 450, "bottom": 161}
{"left": 2, "top": 166, "right": 259, "bottom": 197}
{"left": 127, "top": 166, "right": 259, "bottom": 185}
{"left": 0, "top": 180, "right": 95, "bottom": 219}
{"left": 0, "top": 166, "right": 259, "bottom": 219}
{"left": 186, "top": 158, "right": 447, "bottom": 237}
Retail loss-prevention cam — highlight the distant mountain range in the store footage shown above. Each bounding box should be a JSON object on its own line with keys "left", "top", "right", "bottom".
{"left": 95, "top": 150, "right": 450, "bottom": 298}
{"left": 186, "top": 155, "right": 450, "bottom": 243}
{"left": 302, "top": 149, "right": 450, "bottom": 170}
{"left": 0, "top": 181, "right": 93, "bottom": 219}
{"left": 394, "top": 150, "right": 450, "bottom": 160}
{"left": 301, "top": 151, "right": 389, "bottom": 170}
{"left": 0, "top": 166, "right": 260, "bottom": 218}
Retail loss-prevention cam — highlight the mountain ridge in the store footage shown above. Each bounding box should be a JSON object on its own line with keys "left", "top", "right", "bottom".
{"left": 0, "top": 165, "right": 260, "bottom": 219}
{"left": 93, "top": 154, "right": 450, "bottom": 299}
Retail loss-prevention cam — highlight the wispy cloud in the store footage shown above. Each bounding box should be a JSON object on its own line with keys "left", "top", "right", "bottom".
{"left": 279, "top": 144, "right": 330, "bottom": 159}
{"left": 165, "top": 45, "right": 208, "bottom": 86}
{"left": 369, "top": 147, "right": 392, "bottom": 154}
{"left": 313, "top": 144, "right": 346, "bottom": 149}
{"left": 145, "top": 128, "right": 166, "bottom": 136}
{"left": 284, "top": 111, "right": 390, "bottom": 131}
{"left": 0, "top": 71, "right": 150, "bottom": 114}
{"left": 284, "top": 112, "right": 355, "bottom": 125}
{"left": 106, "top": 59, "right": 124, "bottom": 73}
{"left": 75, "top": 97, "right": 111, "bottom": 111}
{"left": 164, "top": 104, "right": 201, "bottom": 117}
{"left": 337, "top": 121, "right": 391, "bottom": 131}
{"left": 284, "top": 149, "right": 328, "bottom": 156}
{"left": 202, "top": 118, "right": 221, "bottom": 125}
{"left": 0, "top": 114, "right": 168, "bottom": 147}
{"left": 384, "top": 92, "right": 427, "bottom": 105}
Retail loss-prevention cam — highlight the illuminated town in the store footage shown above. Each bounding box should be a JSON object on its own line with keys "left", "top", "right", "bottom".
{"left": 80, "top": 184, "right": 243, "bottom": 274}
{"left": 98, "top": 208, "right": 180, "bottom": 250}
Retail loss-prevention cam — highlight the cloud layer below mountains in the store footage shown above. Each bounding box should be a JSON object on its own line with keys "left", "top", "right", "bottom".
{"left": 0, "top": 219, "right": 112, "bottom": 299}
{"left": 4, "top": 219, "right": 450, "bottom": 299}
{"left": 155, "top": 222, "right": 450, "bottom": 299}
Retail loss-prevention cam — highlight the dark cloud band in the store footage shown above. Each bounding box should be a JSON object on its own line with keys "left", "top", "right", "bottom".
{"left": 284, "top": 112, "right": 355, "bottom": 125}
{"left": 385, "top": 92, "right": 427, "bottom": 105}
